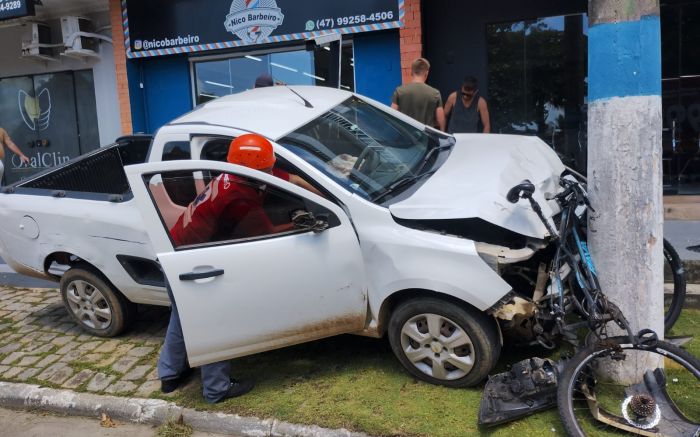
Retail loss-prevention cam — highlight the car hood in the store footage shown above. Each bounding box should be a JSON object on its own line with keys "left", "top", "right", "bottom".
{"left": 389, "top": 134, "right": 566, "bottom": 239}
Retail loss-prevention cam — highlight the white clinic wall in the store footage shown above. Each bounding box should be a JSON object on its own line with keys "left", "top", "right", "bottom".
{"left": 0, "top": 10, "right": 121, "bottom": 146}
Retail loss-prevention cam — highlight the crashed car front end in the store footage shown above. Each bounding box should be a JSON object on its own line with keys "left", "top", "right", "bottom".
{"left": 387, "top": 134, "right": 577, "bottom": 425}
{"left": 389, "top": 132, "right": 567, "bottom": 318}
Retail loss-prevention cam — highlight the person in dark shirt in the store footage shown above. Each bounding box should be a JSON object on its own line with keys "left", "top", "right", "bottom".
{"left": 391, "top": 58, "right": 446, "bottom": 131}
{"left": 444, "top": 76, "right": 491, "bottom": 134}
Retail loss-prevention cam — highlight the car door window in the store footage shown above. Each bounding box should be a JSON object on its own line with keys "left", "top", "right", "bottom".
{"left": 200, "top": 137, "right": 331, "bottom": 200}
{"left": 146, "top": 170, "right": 339, "bottom": 250}
{"left": 200, "top": 138, "right": 231, "bottom": 162}
{"left": 161, "top": 141, "right": 197, "bottom": 206}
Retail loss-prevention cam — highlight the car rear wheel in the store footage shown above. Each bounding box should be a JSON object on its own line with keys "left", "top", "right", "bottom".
{"left": 388, "top": 297, "right": 501, "bottom": 387}
{"left": 60, "top": 266, "right": 136, "bottom": 337}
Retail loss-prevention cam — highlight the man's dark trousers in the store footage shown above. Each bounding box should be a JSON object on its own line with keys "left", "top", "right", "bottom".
{"left": 157, "top": 281, "right": 231, "bottom": 403}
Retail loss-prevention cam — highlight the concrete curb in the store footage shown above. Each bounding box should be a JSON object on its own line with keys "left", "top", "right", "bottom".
{"left": 0, "top": 382, "right": 371, "bottom": 437}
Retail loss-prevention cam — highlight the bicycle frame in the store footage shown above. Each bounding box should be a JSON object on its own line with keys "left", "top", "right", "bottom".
{"left": 480, "top": 176, "right": 667, "bottom": 427}
{"left": 520, "top": 177, "right": 634, "bottom": 347}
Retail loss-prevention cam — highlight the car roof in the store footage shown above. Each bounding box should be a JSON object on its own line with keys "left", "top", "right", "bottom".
{"left": 169, "top": 86, "right": 353, "bottom": 140}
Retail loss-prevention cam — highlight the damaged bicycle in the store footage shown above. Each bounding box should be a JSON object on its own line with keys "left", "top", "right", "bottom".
{"left": 479, "top": 176, "right": 700, "bottom": 436}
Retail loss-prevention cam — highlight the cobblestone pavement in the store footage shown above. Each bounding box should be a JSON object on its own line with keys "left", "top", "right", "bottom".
{"left": 0, "top": 287, "right": 169, "bottom": 398}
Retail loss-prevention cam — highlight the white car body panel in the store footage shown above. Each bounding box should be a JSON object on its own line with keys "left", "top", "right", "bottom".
{"left": 0, "top": 87, "right": 568, "bottom": 360}
{"left": 344, "top": 199, "right": 513, "bottom": 313}
{"left": 0, "top": 194, "right": 168, "bottom": 305}
{"left": 389, "top": 134, "right": 565, "bottom": 239}
{"left": 126, "top": 160, "right": 368, "bottom": 366}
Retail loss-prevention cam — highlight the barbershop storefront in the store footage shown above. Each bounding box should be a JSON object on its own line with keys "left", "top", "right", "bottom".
{"left": 122, "top": 0, "right": 404, "bottom": 134}
{"left": 0, "top": 0, "right": 121, "bottom": 185}
{"left": 424, "top": 0, "right": 700, "bottom": 196}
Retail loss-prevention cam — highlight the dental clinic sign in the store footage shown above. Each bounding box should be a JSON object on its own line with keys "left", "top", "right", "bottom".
{"left": 123, "top": 0, "right": 402, "bottom": 58}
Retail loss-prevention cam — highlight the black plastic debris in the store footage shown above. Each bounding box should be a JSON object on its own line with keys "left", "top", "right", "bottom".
{"left": 687, "top": 245, "right": 700, "bottom": 253}
{"left": 478, "top": 357, "right": 565, "bottom": 426}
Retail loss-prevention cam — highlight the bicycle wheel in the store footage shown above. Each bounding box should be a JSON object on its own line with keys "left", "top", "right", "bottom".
{"left": 557, "top": 335, "right": 700, "bottom": 436}
{"left": 664, "top": 238, "right": 687, "bottom": 333}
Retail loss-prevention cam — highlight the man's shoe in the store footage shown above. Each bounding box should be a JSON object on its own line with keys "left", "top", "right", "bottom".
{"left": 215, "top": 379, "right": 254, "bottom": 403}
{"left": 160, "top": 367, "right": 194, "bottom": 393}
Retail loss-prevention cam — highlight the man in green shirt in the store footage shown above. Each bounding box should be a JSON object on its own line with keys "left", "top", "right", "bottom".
{"left": 391, "top": 58, "right": 446, "bottom": 131}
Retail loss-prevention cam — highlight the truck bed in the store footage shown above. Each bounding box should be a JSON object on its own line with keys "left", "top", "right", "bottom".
{"left": 5, "top": 135, "right": 152, "bottom": 200}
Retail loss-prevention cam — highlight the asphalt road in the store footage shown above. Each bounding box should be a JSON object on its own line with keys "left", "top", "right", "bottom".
{"left": 664, "top": 220, "right": 700, "bottom": 261}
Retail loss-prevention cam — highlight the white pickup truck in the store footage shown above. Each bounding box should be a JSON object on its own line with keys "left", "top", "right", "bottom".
{"left": 0, "top": 86, "right": 567, "bottom": 387}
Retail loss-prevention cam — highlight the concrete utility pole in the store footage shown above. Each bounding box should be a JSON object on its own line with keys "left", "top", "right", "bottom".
{"left": 587, "top": 0, "right": 664, "bottom": 348}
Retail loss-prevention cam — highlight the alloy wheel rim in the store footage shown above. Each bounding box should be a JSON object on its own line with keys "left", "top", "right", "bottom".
{"left": 65, "top": 279, "right": 112, "bottom": 330}
{"left": 400, "top": 313, "right": 474, "bottom": 380}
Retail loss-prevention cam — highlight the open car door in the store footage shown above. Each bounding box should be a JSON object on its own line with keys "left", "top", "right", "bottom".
{"left": 126, "top": 160, "right": 367, "bottom": 366}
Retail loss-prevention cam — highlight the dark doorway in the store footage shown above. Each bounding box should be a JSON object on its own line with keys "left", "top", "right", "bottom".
{"left": 0, "top": 70, "right": 100, "bottom": 185}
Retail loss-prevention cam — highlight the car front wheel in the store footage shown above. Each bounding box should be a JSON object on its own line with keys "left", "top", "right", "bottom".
{"left": 388, "top": 297, "right": 501, "bottom": 387}
{"left": 60, "top": 265, "right": 135, "bottom": 337}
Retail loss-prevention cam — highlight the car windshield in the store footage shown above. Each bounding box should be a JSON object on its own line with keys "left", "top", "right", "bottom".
{"left": 280, "top": 96, "right": 453, "bottom": 201}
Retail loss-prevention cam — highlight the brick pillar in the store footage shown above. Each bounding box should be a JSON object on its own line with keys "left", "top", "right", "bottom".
{"left": 109, "top": 0, "right": 133, "bottom": 135}
{"left": 399, "top": 0, "right": 423, "bottom": 84}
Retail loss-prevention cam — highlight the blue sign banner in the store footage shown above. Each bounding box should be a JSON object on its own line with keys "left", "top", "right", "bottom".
{"left": 123, "top": 0, "right": 403, "bottom": 58}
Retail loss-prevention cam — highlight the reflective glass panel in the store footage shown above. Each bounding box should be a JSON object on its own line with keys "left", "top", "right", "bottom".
{"left": 486, "top": 14, "right": 588, "bottom": 174}
{"left": 193, "top": 43, "right": 355, "bottom": 105}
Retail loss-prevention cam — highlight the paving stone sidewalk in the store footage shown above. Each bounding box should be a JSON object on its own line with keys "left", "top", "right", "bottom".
{"left": 0, "top": 287, "right": 169, "bottom": 398}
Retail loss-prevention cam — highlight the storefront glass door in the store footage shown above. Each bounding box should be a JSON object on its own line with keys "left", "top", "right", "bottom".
{"left": 193, "top": 44, "right": 355, "bottom": 104}
{"left": 486, "top": 14, "right": 588, "bottom": 173}
{"left": 0, "top": 70, "right": 99, "bottom": 185}
{"left": 486, "top": 4, "right": 700, "bottom": 194}
{"left": 661, "top": 1, "right": 700, "bottom": 194}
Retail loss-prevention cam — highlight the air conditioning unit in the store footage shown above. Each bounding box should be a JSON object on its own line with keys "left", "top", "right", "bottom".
{"left": 20, "top": 22, "right": 59, "bottom": 62}
{"left": 61, "top": 16, "right": 100, "bottom": 59}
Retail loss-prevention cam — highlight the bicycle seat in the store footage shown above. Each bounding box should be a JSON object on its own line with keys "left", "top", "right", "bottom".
{"left": 506, "top": 180, "right": 536, "bottom": 203}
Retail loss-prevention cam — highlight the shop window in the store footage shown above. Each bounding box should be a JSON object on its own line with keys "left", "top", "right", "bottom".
{"left": 485, "top": 4, "right": 700, "bottom": 194}
{"left": 662, "top": 2, "right": 700, "bottom": 194}
{"left": 0, "top": 70, "right": 99, "bottom": 185}
{"left": 486, "top": 14, "right": 588, "bottom": 173}
{"left": 192, "top": 42, "right": 355, "bottom": 104}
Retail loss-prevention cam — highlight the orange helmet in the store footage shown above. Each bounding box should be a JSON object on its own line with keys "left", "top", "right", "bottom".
{"left": 227, "top": 134, "right": 275, "bottom": 170}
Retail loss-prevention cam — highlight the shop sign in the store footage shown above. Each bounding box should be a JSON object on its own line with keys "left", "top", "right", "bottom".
{"left": 0, "top": 0, "right": 34, "bottom": 21}
{"left": 123, "top": 0, "right": 403, "bottom": 58}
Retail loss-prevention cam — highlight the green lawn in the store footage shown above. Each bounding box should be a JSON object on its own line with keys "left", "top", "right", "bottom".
{"left": 167, "top": 310, "right": 700, "bottom": 437}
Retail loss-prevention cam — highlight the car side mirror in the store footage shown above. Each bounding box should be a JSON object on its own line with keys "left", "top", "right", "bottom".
{"left": 506, "top": 180, "right": 536, "bottom": 203}
{"left": 291, "top": 210, "right": 329, "bottom": 233}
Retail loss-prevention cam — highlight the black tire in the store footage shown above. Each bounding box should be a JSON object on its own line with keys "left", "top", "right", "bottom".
{"left": 60, "top": 265, "right": 136, "bottom": 337}
{"left": 663, "top": 238, "right": 687, "bottom": 333}
{"left": 557, "top": 336, "right": 700, "bottom": 437}
{"left": 387, "top": 297, "right": 501, "bottom": 388}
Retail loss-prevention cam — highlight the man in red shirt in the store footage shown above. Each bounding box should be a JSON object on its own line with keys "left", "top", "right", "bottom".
{"left": 159, "top": 134, "right": 294, "bottom": 403}
{"left": 170, "top": 165, "right": 290, "bottom": 246}
{"left": 170, "top": 134, "right": 320, "bottom": 246}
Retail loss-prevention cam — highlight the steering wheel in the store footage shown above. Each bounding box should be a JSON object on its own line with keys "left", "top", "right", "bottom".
{"left": 352, "top": 147, "right": 380, "bottom": 178}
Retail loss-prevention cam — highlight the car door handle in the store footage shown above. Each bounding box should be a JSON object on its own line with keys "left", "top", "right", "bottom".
{"left": 179, "top": 269, "right": 224, "bottom": 281}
